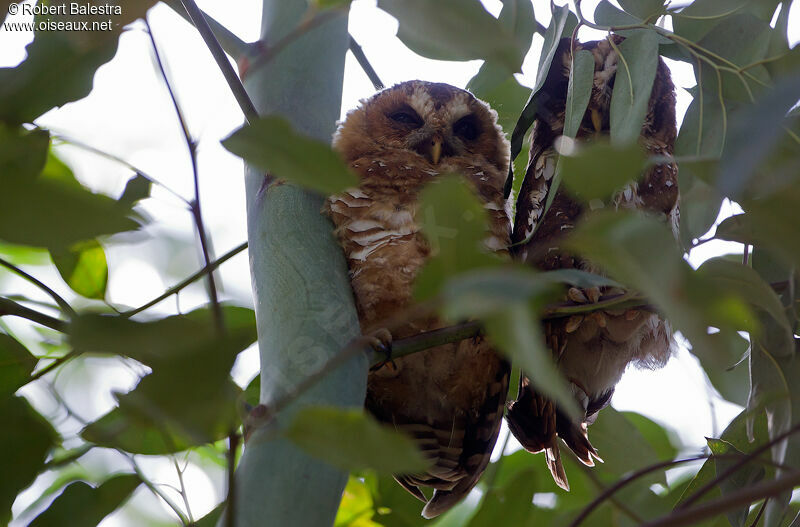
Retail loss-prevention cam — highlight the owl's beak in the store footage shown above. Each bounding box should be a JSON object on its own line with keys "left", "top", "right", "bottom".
{"left": 430, "top": 136, "right": 443, "bottom": 165}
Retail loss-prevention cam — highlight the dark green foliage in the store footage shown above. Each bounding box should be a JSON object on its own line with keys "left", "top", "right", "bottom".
{"left": 2, "top": 0, "right": 800, "bottom": 525}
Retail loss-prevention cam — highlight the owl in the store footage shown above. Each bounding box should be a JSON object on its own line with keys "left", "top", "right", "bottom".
{"left": 326, "top": 81, "right": 511, "bottom": 518}
{"left": 506, "top": 36, "right": 679, "bottom": 490}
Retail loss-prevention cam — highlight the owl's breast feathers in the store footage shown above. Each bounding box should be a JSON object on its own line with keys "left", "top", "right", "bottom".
{"left": 325, "top": 143, "right": 510, "bottom": 517}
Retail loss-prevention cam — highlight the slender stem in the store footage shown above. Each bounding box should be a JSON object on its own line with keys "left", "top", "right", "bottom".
{"left": 123, "top": 241, "right": 247, "bottom": 317}
{"left": 749, "top": 499, "right": 767, "bottom": 527}
{"left": 248, "top": 8, "right": 345, "bottom": 73}
{"left": 129, "top": 455, "right": 190, "bottom": 526}
{"left": 678, "top": 421, "right": 800, "bottom": 509}
{"left": 173, "top": 457, "right": 194, "bottom": 523}
{"left": 569, "top": 453, "right": 795, "bottom": 527}
{"left": 177, "top": 0, "right": 258, "bottom": 123}
{"left": 581, "top": 465, "right": 644, "bottom": 524}
{"left": 146, "top": 18, "right": 224, "bottom": 333}
{"left": 0, "top": 257, "right": 75, "bottom": 317}
{"left": 640, "top": 470, "right": 800, "bottom": 527}
{"left": 348, "top": 36, "right": 384, "bottom": 90}
{"left": 0, "top": 297, "right": 68, "bottom": 332}
{"left": 28, "top": 350, "right": 79, "bottom": 384}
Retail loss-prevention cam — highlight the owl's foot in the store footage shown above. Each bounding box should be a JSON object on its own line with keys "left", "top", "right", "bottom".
{"left": 363, "top": 328, "right": 397, "bottom": 374}
{"left": 566, "top": 286, "right": 607, "bottom": 332}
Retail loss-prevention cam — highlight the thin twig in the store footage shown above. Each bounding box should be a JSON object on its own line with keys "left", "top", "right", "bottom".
{"left": 0, "top": 257, "right": 75, "bottom": 317}
{"left": 248, "top": 8, "right": 345, "bottom": 74}
{"left": 173, "top": 457, "right": 194, "bottom": 523}
{"left": 146, "top": 18, "right": 224, "bottom": 333}
{"left": 27, "top": 350, "right": 79, "bottom": 384}
{"left": 123, "top": 241, "right": 247, "bottom": 317}
{"left": 641, "top": 470, "right": 800, "bottom": 527}
{"left": 0, "top": 297, "right": 68, "bottom": 332}
{"left": 348, "top": 35, "right": 384, "bottom": 90}
{"left": 750, "top": 499, "right": 767, "bottom": 527}
{"left": 177, "top": 0, "right": 258, "bottom": 123}
{"left": 678, "top": 421, "right": 800, "bottom": 510}
{"left": 581, "top": 465, "right": 644, "bottom": 524}
{"left": 570, "top": 453, "right": 796, "bottom": 527}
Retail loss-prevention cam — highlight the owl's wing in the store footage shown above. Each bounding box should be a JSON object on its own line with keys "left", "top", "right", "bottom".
{"left": 383, "top": 360, "right": 510, "bottom": 519}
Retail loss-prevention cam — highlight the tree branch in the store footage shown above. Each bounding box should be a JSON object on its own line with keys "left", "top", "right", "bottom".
{"left": 174, "top": 0, "right": 259, "bottom": 123}
{"left": 348, "top": 36, "right": 384, "bottom": 90}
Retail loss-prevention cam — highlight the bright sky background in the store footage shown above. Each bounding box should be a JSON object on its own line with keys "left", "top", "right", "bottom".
{"left": 2, "top": 0, "right": 799, "bottom": 524}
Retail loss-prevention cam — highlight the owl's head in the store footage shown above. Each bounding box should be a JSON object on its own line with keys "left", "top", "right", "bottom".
{"left": 541, "top": 36, "right": 674, "bottom": 142}
{"left": 334, "top": 80, "right": 509, "bottom": 175}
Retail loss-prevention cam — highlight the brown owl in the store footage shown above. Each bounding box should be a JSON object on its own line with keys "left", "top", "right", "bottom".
{"left": 326, "top": 81, "right": 511, "bottom": 518}
{"left": 506, "top": 36, "right": 679, "bottom": 490}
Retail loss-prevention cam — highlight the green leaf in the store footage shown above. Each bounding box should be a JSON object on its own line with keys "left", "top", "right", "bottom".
{"left": 0, "top": 396, "right": 58, "bottom": 525}
{"left": 622, "top": 411, "right": 679, "bottom": 461}
{"left": 697, "top": 257, "right": 793, "bottom": 356}
{"left": 508, "top": 5, "right": 574, "bottom": 164}
{"left": 717, "top": 72, "right": 800, "bottom": 201}
{"left": 678, "top": 159, "right": 723, "bottom": 247}
{"left": 699, "top": 331, "right": 751, "bottom": 406}
{"left": 81, "top": 406, "right": 196, "bottom": 455}
{"left": 466, "top": 0, "right": 536, "bottom": 135}
{"left": 377, "top": 0, "right": 523, "bottom": 72}
{"left": 335, "top": 475, "right": 379, "bottom": 527}
{"left": 0, "top": 333, "right": 37, "bottom": 396}
{"left": 609, "top": 30, "right": 660, "bottom": 145}
{"left": 484, "top": 303, "right": 581, "bottom": 420}
{"left": 618, "top": 0, "right": 665, "bottom": 21}
{"left": 440, "top": 266, "right": 559, "bottom": 321}
{"left": 563, "top": 50, "right": 595, "bottom": 139}
{"left": 190, "top": 503, "right": 225, "bottom": 527}
{"left": 0, "top": 1, "right": 157, "bottom": 125}
{"left": 560, "top": 140, "right": 646, "bottom": 201}
{"left": 587, "top": 407, "right": 665, "bottom": 484}
{"left": 28, "top": 474, "right": 141, "bottom": 527}
{"left": 75, "top": 306, "right": 257, "bottom": 450}
{"left": 707, "top": 437, "right": 765, "bottom": 527}
{"left": 284, "top": 406, "right": 429, "bottom": 474}
{"left": 466, "top": 469, "right": 536, "bottom": 526}
{"left": 0, "top": 124, "right": 49, "bottom": 180}
{"left": 671, "top": 0, "right": 753, "bottom": 43}
{"left": 69, "top": 305, "right": 257, "bottom": 367}
{"left": 413, "top": 175, "right": 501, "bottom": 300}
{"left": 51, "top": 240, "right": 108, "bottom": 300}
{"left": 0, "top": 129, "right": 141, "bottom": 248}
{"left": 222, "top": 116, "right": 357, "bottom": 195}
{"left": 119, "top": 174, "right": 152, "bottom": 205}
{"left": 674, "top": 89, "right": 727, "bottom": 158}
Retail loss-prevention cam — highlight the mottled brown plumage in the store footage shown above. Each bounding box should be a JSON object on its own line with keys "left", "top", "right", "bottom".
{"left": 507, "top": 37, "right": 679, "bottom": 490}
{"left": 326, "top": 81, "right": 511, "bottom": 518}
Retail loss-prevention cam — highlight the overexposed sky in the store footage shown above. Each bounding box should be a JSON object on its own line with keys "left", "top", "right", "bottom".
{"left": 2, "top": 0, "right": 799, "bottom": 524}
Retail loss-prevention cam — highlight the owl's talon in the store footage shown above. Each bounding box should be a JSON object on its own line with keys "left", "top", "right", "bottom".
{"left": 568, "top": 287, "right": 589, "bottom": 303}
{"left": 363, "top": 328, "right": 394, "bottom": 371}
{"left": 591, "top": 312, "right": 607, "bottom": 328}
{"left": 566, "top": 315, "right": 584, "bottom": 333}
{"left": 625, "top": 309, "right": 640, "bottom": 321}
{"left": 586, "top": 286, "right": 601, "bottom": 304}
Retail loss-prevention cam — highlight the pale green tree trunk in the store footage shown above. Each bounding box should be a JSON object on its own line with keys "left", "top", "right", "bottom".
{"left": 219, "top": 1, "right": 366, "bottom": 525}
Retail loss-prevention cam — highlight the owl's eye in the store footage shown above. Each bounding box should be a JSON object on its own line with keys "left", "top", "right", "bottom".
{"left": 388, "top": 107, "right": 423, "bottom": 127}
{"left": 453, "top": 115, "right": 481, "bottom": 141}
